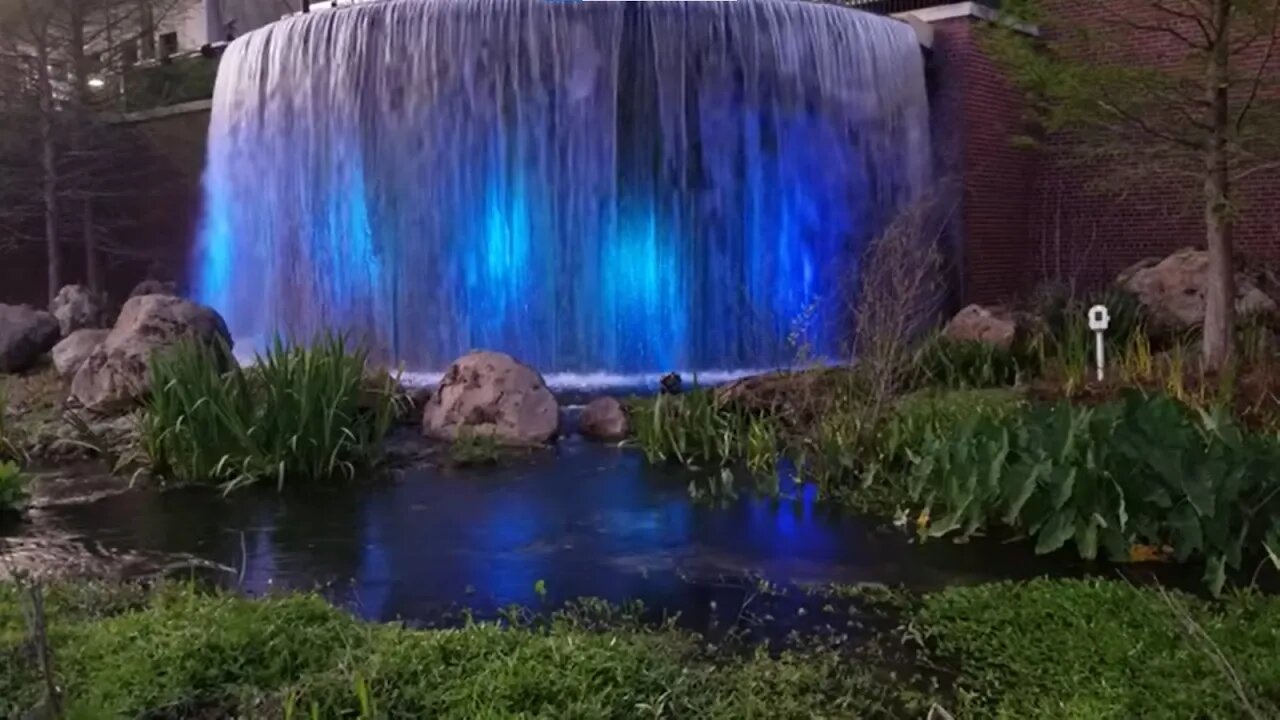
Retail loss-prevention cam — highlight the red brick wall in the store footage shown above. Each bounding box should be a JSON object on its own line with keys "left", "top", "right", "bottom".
{"left": 1025, "top": 0, "right": 1280, "bottom": 290}
{"left": 930, "top": 17, "right": 1038, "bottom": 305}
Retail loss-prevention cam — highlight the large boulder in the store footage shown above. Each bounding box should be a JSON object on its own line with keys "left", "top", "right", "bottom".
{"left": 0, "top": 304, "right": 60, "bottom": 373}
{"left": 422, "top": 351, "right": 559, "bottom": 446}
{"left": 50, "top": 284, "right": 104, "bottom": 336}
{"left": 1117, "top": 248, "right": 1277, "bottom": 330}
{"left": 579, "top": 396, "right": 628, "bottom": 441}
{"left": 70, "top": 295, "right": 231, "bottom": 413}
{"left": 942, "top": 304, "right": 1023, "bottom": 350}
{"left": 52, "top": 328, "right": 109, "bottom": 378}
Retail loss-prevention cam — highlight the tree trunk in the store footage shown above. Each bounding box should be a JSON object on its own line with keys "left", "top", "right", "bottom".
{"left": 33, "top": 20, "right": 59, "bottom": 305}
{"left": 69, "top": 0, "right": 101, "bottom": 294}
{"left": 1202, "top": 0, "right": 1235, "bottom": 371}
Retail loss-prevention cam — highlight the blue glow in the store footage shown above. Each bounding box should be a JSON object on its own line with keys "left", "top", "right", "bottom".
{"left": 192, "top": 0, "right": 930, "bottom": 372}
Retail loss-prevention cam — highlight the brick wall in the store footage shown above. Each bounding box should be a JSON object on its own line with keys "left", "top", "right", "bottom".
{"left": 1021, "top": 0, "right": 1280, "bottom": 292}
{"left": 929, "top": 17, "right": 1038, "bottom": 305}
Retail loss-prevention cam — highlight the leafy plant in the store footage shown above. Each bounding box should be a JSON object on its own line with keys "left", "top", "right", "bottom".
{"left": 0, "top": 384, "right": 23, "bottom": 463}
{"left": 896, "top": 390, "right": 1280, "bottom": 594}
{"left": 141, "top": 334, "right": 403, "bottom": 491}
{"left": 905, "top": 334, "right": 1037, "bottom": 391}
{"left": 0, "top": 460, "right": 28, "bottom": 514}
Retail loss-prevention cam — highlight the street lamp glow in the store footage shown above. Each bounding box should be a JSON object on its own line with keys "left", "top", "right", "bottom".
{"left": 87, "top": 77, "right": 106, "bottom": 89}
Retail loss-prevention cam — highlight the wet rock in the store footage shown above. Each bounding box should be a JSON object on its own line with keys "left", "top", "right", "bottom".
{"left": 1117, "top": 247, "right": 1277, "bottom": 330}
{"left": 422, "top": 350, "right": 559, "bottom": 446}
{"left": 660, "top": 372, "right": 683, "bottom": 395}
{"left": 0, "top": 303, "right": 60, "bottom": 373}
{"left": 71, "top": 295, "right": 231, "bottom": 414}
{"left": 942, "top": 304, "right": 1022, "bottom": 350}
{"left": 52, "top": 328, "right": 109, "bottom": 378}
{"left": 128, "top": 279, "right": 178, "bottom": 297}
{"left": 579, "top": 396, "right": 628, "bottom": 441}
{"left": 50, "top": 283, "right": 105, "bottom": 336}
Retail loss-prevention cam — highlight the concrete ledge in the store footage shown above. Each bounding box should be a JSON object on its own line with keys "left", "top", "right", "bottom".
{"left": 105, "top": 98, "right": 212, "bottom": 125}
{"left": 893, "top": 2, "right": 1038, "bottom": 36}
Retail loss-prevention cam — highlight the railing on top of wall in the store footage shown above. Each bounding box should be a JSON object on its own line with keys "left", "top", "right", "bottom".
{"left": 840, "top": 0, "right": 1001, "bottom": 13}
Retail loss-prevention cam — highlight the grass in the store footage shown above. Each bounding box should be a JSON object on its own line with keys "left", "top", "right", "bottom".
{"left": 4, "top": 578, "right": 1279, "bottom": 718}
{"left": 140, "top": 334, "right": 404, "bottom": 491}
{"left": 0, "top": 582, "right": 921, "bottom": 719}
{"left": 919, "top": 578, "right": 1280, "bottom": 718}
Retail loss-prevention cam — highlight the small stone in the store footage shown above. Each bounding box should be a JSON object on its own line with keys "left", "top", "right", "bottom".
{"left": 579, "top": 396, "right": 629, "bottom": 441}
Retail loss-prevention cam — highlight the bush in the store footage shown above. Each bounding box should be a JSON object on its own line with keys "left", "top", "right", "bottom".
{"left": 905, "top": 334, "right": 1039, "bottom": 391}
{"left": 141, "top": 335, "right": 403, "bottom": 491}
{"left": 629, "top": 389, "right": 780, "bottom": 474}
{"left": 896, "top": 390, "right": 1280, "bottom": 594}
{"left": 0, "top": 460, "right": 27, "bottom": 514}
{"left": 919, "top": 578, "right": 1280, "bottom": 718}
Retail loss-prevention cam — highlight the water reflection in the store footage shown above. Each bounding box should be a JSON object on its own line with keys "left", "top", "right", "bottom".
{"left": 24, "top": 442, "right": 1057, "bottom": 622}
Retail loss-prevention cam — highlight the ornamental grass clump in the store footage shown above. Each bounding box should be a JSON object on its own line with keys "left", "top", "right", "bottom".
{"left": 141, "top": 334, "right": 402, "bottom": 491}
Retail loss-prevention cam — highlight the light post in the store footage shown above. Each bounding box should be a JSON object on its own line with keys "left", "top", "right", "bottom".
{"left": 1088, "top": 305, "right": 1110, "bottom": 382}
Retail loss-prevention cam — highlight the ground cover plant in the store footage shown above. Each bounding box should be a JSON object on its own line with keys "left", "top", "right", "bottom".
{"left": 139, "top": 334, "right": 404, "bottom": 491}
{"left": 0, "top": 581, "right": 923, "bottom": 719}
{"left": 3, "top": 577, "right": 1278, "bottom": 719}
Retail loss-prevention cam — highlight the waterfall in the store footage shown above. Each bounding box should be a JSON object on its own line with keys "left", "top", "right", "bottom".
{"left": 193, "top": 0, "right": 930, "bottom": 374}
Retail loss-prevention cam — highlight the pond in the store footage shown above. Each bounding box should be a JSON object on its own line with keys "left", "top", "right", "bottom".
{"left": 4, "top": 437, "right": 1079, "bottom": 631}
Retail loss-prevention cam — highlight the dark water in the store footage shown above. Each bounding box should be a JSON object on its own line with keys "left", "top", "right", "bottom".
{"left": 17, "top": 441, "right": 1068, "bottom": 627}
{"left": 195, "top": 0, "right": 931, "bottom": 372}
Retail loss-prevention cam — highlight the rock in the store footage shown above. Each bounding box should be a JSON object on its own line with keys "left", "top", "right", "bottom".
{"left": 659, "top": 372, "right": 683, "bottom": 395}
{"left": 50, "top": 284, "right": 104, "bottom": 336}
{"left": 70, "top": 295, "right": 231, "bottom": 414}
{"left": 942, "top": 304, "right": 1021, "bottom": 349}
{"left": 0, "top": 304, "right": 60, "bottom": 373}
{"left": 579, "top": 396, "right": 628, "bottom": 441}
{"left": 1117, "top": 248, "right": 1278, "bottom": 330}
{"left": 128, "top": 279, "right": 178, "bottom": 298}
{"left": 422, "top": 350, "right": 559, "bottom": 446}
{"left": 51, "top": 328, "right": 109, "bottom": 379}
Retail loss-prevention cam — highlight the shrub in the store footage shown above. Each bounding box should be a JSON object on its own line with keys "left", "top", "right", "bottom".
{"left": 141, "top": 334, "right": 402, "bottom": 491}
{"left": 629, "top": 389, "right": 779, "bottom": 471}
{"left": 0, "top": 460, "right": 27, "bottom": 514}
{"left": 448, "top": 430, "right": 501, "bottom": 467}
{"left": 905, "top": 334, "right": 1039, "bottom": 391}
{"left": 0, "top": 384, "right": 20, "bottom": 462}
{"left": 898, "top": 390, "right": 1280, "bottom": 594}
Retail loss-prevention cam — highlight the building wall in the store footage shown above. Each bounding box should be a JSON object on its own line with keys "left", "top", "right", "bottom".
{"left": 924, "top": 16, "right": 1037, "bottom": 305}
{"left": 1023, "top": 0, "right": 1280, "bottom": 291}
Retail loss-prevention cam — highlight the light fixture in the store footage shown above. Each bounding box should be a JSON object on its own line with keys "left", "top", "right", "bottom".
{"left": 87, "top": 76, "right": 106, "bottom": 89}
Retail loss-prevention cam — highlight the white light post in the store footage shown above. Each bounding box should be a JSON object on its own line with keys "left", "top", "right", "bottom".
{"left": 1088, "top": 304, "right": 1110, "bottom": 382}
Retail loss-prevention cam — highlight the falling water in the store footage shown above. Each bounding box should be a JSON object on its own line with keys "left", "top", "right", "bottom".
{"left": 193, "top": 0, "right": 930, "bottom": 374}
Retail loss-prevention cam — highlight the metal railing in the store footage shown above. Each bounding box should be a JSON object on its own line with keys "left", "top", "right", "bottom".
{"left": 840, "top": 0, "right": 1001, "bottom": 14}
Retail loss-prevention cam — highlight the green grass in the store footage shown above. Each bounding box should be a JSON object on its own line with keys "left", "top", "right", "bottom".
{"left": 919, "top": 578, "right": 1280, "bottom": 718}
{"left": 0, "top": 582, "right": 917, "bottom": 719}
{"left": 140, "top": 334, "right": 404, "bottom": 491}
